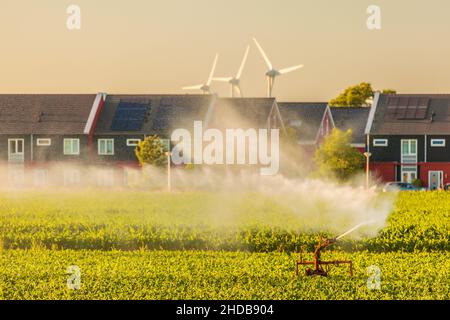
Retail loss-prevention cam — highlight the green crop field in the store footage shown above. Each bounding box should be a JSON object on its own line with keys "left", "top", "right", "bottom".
{"left": 0, "top": 191, "right": 449, "bottom": 300}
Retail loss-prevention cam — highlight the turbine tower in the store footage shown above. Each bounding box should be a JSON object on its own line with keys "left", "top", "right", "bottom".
{"left": 253, "top": 37, "right": 304, "bottom": 98}
{"left": 182, "top": 54, "right": 219, "bottom": 94}
{"left": 212, "top": 46, "right": 250, "bottom": 98}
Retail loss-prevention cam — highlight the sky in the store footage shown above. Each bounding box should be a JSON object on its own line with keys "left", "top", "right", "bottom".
{"left": 1, "top": 0, "right": 450, "bottom": 101}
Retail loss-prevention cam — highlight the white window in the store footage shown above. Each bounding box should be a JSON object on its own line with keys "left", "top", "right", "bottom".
{"left": 8, "top": 139, "right": 24, "bottom": 162}
{"left": 126, "top": 139, "right": 141, "bottom": 147}
{"left": 98, "top": 139, "right": 114, "bottom": 155}
{"left": 37, "top": 138, "right": 51, "bottom": 146}
{"left": 401, "top": 166, "right": 417, "bottom": 184}
{"left": 64, "top": 139, "right": 80, "bottom": 155}
{"left": 401, "top": 139, "right": 417, "bottom": 156}
{"left": 373, "top": 139, "right": 388, "bottom": 147}
{"left": 431, "top": 139, "right": 446, "bottom": 147}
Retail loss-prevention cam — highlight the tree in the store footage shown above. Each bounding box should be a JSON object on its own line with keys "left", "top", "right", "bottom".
{"left": 135, "top": 135, "right": 168, "bottom": 167}
{"left": 382, "top": 89, "right": 397, "bottom": 95}
{"left": 329, "top": 82, "right": 396, "bottom": 107}
{"left": 314, "top": 128, "right": 365, "bottom": 181}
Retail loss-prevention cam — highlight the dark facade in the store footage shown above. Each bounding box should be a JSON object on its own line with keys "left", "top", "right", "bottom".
{"left": 92, "top": 134, "right": 145, "bottom": 164}
{"left": 367, "top": 93, "right": 450, "bottom": 188}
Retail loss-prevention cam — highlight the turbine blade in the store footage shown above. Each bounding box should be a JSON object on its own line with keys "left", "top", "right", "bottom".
{"left": 253, "top": 38, "right": 273, "bottom": 70}
{"left": 279, "top": 64, "right": 304, "bottom": 75}
{"left": 236, "top": 45, "right": 250, "bottom": 79}
{"left": 207, "top": 53, "right": 219, "bottom": 86}
{"left": 182, "top": 85, "right": 203, "bottom": 90}
{"left": 212, "top": 77, "right": 233, "bottom": 82}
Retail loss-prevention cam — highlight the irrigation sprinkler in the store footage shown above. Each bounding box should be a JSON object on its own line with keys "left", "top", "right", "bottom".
{"left": 296, "top": 222, "right": 369, "bottom": 277}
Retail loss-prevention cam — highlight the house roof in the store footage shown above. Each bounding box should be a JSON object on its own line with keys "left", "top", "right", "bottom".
{"left": 209, "top": 97, "right": 276, "bottom": 129}
{"left": 369, "top": 94, "right": 450, "bottom": 135}
{"left": 277, "top": 102, "right": 328, "bottom": 142}
{"left": 94, "top": 94, "right": 215, "bottom": 136}
{"left": 0, "top": 94, "right": 97, "bottom": 134}
{"left": 330, "top": 107, "right": 370, "bottom": 143}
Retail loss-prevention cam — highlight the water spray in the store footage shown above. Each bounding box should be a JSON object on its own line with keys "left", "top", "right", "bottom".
{"left": 336, "top": 221, "right": 373, "bottom": 240}
{"left": 296, "top": 221, "right": 374, "bottom": 277}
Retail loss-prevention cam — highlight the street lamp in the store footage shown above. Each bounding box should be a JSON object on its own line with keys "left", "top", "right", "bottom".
{"left": 165, "top": 151, "right": 172, "bottom": 192}
{"left": 363, "top": 152, "right": 372, "bottom": 189}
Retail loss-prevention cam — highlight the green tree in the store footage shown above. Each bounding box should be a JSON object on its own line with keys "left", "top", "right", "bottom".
{"left": 382, "top": 89, "right": 397, "bottom": 95}
{"left": 314, "top": 128, "right": 365, "bottom": 181}
{"left": 135, "top": 135, "right": 168, "bottom": 167}
{"left": 329, "top": 83, "right": 396, "bottom": 107}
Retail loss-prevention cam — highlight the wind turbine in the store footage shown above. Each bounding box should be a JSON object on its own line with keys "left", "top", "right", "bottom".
{"left": 212, "top": 46, "right": 250, "bottom": 98}
{"left": 182, "top": 54, "right": 219, "bottom": 94}
{"left": 253, "top": 37, "right": 304, "bottom": 98}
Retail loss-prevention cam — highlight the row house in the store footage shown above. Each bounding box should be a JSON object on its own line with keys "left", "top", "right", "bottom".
{"left": 366, "top": 93, "right": 450, "bottom": 189}
{"left": 0, "top": 94, "right": 284, "bottom": 187}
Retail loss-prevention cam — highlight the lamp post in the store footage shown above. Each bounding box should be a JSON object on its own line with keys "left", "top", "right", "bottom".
{"left": 363, "top": 152, "right": 372, "bottom": 189}
{"left": 166, "top": 151, "right": 172, "bottom": 192}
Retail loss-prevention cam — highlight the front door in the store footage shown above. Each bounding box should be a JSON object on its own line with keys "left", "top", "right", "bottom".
{"left": 8, "top": 139, "right": 24, "bottom": 163}
{"left": 401, "top": 169, "right": 417, "bottom": 183}
{"left": 429, "top": 171, "right": 443, "bottom": 190}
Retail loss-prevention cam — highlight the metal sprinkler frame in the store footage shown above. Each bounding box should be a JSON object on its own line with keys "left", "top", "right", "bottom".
{"left": 296, "top": 237, "right": 353, "bottom": 277}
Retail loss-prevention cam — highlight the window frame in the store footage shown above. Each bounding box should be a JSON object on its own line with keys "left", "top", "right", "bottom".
{"left": 98, "top": 139, "right": 115, "bottom": 156}
{"left": 373, "top": 139, "right": 388, "bottom": 147}
{"left": 401, "top": 139, "right": 417, "bottom": 156}
{"left": 430, "top": 139, "right": 446, "bottom": 147}
{"left": 63, "top": 138, "right": 80, "bottom": 155}
{"left": 36, "top": 138, "right": 51, "bottom": 146}
{"left": 126, "top": 139, "right": 141, "bottom": 147}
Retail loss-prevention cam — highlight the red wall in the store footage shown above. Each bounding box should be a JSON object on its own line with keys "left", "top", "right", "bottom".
{"left": 420, "top": 162, "right": 450, "bottom": 187}
{"left": 370, "top": 162, "right": 396, "bottom": 182}
{"left": 370, "top": 161, "right": 450, "bottom": 187}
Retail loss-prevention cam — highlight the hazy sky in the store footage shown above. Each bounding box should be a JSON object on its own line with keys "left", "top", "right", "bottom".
{"left": 1, "top": 0, "right": 450, "bottom": 101}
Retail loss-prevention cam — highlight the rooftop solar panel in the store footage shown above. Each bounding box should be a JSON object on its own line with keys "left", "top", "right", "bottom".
{"left": 385, "top": 96, "right": 430, "bottom": 121}
{"left": 405, "top": 97, "right": 419, "bottom": 119}
{"left": 415, "top": 98, "right": 430, "bottom": 119}
{"left": 110, "top": 101, "right": 149, "bottom": 131}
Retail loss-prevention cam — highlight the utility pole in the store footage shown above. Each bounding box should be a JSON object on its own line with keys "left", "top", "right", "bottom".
{"left": 364, "top": 135, "right": 372, "bottom": 189}
{"left": 166, "top": 151, "right": 172, "bottom": 192}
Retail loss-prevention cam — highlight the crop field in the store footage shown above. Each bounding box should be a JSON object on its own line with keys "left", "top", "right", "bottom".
{"left": 0, "top": 191, "right": 449, "bottom": 299}
{"left": 1, "top": 250, "right": 449, "bottom": 300}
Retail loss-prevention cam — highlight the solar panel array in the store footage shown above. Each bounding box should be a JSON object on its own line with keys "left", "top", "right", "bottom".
{"left": 152, "top": 101, "right": 192, "bottom": 130}
{"left": 111, "top": 101, "right": 149, "bottom": 131}
{"left": 153, "top": 103, "right": 174, "bottom": 130}
{"left": 385, "top": 97, "right": 430, "bottom": 120}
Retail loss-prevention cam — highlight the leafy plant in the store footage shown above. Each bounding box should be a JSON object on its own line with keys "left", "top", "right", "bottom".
{"left": 314, "top": 128, "right": 365, "bottom": 181}
{"left": 135, "top": 135, "right": 168, "bottom": 167}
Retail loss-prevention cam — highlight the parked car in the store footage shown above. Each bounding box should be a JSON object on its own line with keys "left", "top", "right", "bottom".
{"left": 382, "top": 182, "right": 423, "bottom": 192}
{"left": 444, "top": 183, "right": 450, "bottom": 191}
